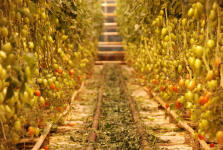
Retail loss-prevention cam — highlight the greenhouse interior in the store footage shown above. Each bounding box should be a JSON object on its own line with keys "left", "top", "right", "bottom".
{"left": 0, "top": 0, "right": 223, "bottom": 149}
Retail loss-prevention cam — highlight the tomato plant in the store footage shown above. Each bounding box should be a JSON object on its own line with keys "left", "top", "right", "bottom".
{"left": 0, "top": 0, "right": 103, "bottom": 149}
{"left": 117, "top": 0, "right": 223, "bottom": 145}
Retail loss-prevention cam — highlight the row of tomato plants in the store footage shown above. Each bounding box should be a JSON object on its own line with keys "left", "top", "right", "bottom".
{"left": 0, "top": 0, "right": 103, "bottom": 149}
{"left": 117, "top": 0, "right": 223, "bottom": 147}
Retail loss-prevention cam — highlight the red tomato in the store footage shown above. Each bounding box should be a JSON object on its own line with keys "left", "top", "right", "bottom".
{"left": 38, "top": 119, "right": 43, "bottom": 128}
{"left": 165, "top": 103, "right": 169, "bottom": 109}
{"left": 42, "top": 64, "right": 47, "bottom": 69}
{"left": 54, "top": 69, "right": 59, "bottom": 73}
{"left": 175, "top": 101, "right": 181, "bottom": 109}
{"left": 161, "top": 85, "right": 165, "bottom": 92}
{"left": 34, "top": 90, "right": 41, "bottom": 97}
{"left": 210, "top": 143, "right": 214, "bottom": 147}
{"left": 198, "top": 134, "right": 204, "bottom": 140}
{"left": 199, "top": 96, "right": 208, "bottom": 105}
{"left": 43, "top": 101, "right": 49, "bottom": 109}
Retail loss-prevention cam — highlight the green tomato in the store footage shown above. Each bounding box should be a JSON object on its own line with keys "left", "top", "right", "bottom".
{"left": 14, "top": 120, "right": 22, "bottom": 131}
{"left": 2, "top": 42, "right": 12, "bottom": 52}
{"left": 188, "top": 8, "right": 194, "bottom": 17}
{"left": 53, "top": 64, "right": 59, "bottom": 69}
{"left": 195, "top": 83, "right": 202, "bottom": 92}
{"left": 185, "top": 91, "right": 194, "bottom": 101}
{"left": 209, "top": 10, "right": 216, "bottom": 20}
{"left": 185, "top": 79, "right": 190, "bottom": 87}
{"left": 178, "top": 96, "right": 185, "bottom": 103}
{"left": 207, "top": 39, "right": 215, "bottom": 49}
{"left": 48, "top": 78, "right": 53, "bottom": 85}
{"left": 178, "top": 65, "right": 183, "bottom": 73}
{"left": 192, "top": 45, "right": 203, "bottom": 58}
{"left": 193, "top": 93, "right": 199, "bottom": 104}
{"left": 0, "top": 93, "right": 4, "bottom": 104}
{"left": 28, "top": 42, "right": 34, "bottom": 49}
{"left": 1, "top": 27, "right": 8, "bottom": 37}
{"left": 161, "top": 28, "right": 168, "bottom": 36}
{"left": 37, "top": 78, "right": 43, "bottom": 84}
{"left": 43, "top": 79, "right": 48, "bottom": 86}
{"left": 39, "top": 96, "right": 45, "bottom": 105}
{"left": 5, "top": 105, "right": 13, "bottom": 119}
{"left": 207, "top": 80, "right": 217, "bottom": 90}
{"left": 0, "top": 51, "right": 7, "bottom": 60}
{"left": 199, "top": 119, "right": 209, "bottom": 130}
{"left": 186, "top": 102, "right": 193, "bottom": 109}
{"left": 22, "top": 91, "right": 29, "bottom": 103}
{"left": 35, "top": 127, "right": 40, "bottom": 137}
{"left": 188, "top": 56, "right": 195, "bottom": 68}
{"left": 194, "top": 58, "right": 202, "bottom": 71}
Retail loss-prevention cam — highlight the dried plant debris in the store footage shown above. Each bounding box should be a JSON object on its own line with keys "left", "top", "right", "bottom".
{"left": 93, "top": 65, "right": 161, "bottom": 150}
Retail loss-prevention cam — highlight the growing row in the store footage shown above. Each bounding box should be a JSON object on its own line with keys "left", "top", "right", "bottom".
{"left": 0, "top": 0, "right": 103, "bottom": 149}
{"left": 117, "top": 0, "right": 223, "bottom": 146}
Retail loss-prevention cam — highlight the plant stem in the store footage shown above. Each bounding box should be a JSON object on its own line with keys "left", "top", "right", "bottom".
{"left": 0, "top": 118, "right": 6, "bottom": 140}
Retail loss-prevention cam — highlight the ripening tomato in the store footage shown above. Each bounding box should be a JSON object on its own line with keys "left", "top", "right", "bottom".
{"left": 152, "top": 79, "right": 158, "bottom": 85}
{"left": 69, "top": 69, "right": 75, "bottom": 76}
{"left": 164, "top": 80, "right": 168, "bottom": 83}
{"left": 58, "top": 69, "right": 63, "bottom": 74}
{"left": 217, "top": 131, "right": 223, "bottom": 144}
{"left": 206, "top": 70, "right": 214, "bottom": 81}
{"left": 214, "top": 58, "right": 220, "bottom": 68}
{"left": 178, "top": 78, "right": 185, "bottom": 89}
{"left": 77, "top": 76, "right": 81, "bottom": 81}
{"left": 36, "top": 104, "right": 40, "bottom": 109}
{"left": 43, "top": 146, "right": 49, "bottom": 150}
{"left": 169, "top": 84, "right": 174, "bottom": 92}
{"left": 172, "top": 86, "right": 178, "bottom": 93}
{"left": 199, "top": 96, "right": 208, "bottom": 105}
{"left": 57, "top": 106, "right": 62, "bottom": 112}
{"left": 187, "top": 80, "right": 196, "bottom": 90}
{"left": 186, "top": 74, "right": 190, "bottom": 79}
{"left": 147, "top": 87, "right": 151, "bottom": 93}
{"left": 187, "top": 110, "right": 191, "bottom": 117}
{"left": 28, "top": 126, "right": 35, "bottom": 137}
{"left": 50, "top": 83, "right": 56, "bottom": 90}
{"left": 38, "top": 119, "right": 43, "bottom": 128}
